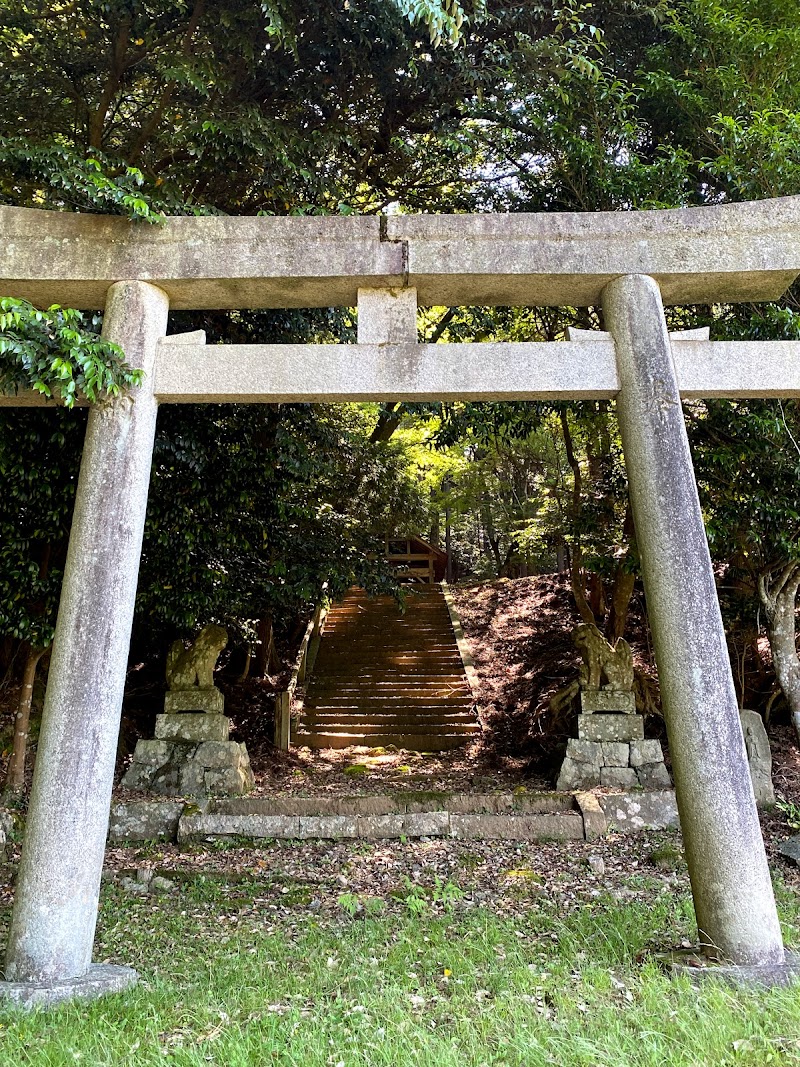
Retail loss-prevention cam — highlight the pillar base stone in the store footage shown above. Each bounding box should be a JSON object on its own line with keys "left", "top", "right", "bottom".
{"left": 0, "top": 964, "right": 138, "bottom": 1008}
{"left": 666, "top": 949, "right": 800, "bottom": 989}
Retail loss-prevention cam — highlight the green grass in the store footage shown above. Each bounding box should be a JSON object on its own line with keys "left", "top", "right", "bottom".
{"left": 0, "top": 870, "right": 799, "bottom": 1066}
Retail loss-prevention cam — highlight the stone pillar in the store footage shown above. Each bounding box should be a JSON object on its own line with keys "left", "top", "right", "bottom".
{"left": 603, "top": 274, "right": 785, "bottom": 967}
{"left": 3, "top": 281, "right": 168, "bottom": 991}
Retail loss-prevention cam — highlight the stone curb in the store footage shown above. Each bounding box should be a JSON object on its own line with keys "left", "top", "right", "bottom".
{"left": 102, "top": 789, "right": 682, "bottom": 844}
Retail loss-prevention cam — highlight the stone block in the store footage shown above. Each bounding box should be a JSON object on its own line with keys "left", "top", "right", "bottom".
{"left": 629, "top": 739, "right": 665, "bottom": 767}
{"left": 601, "top": 742, "right": 630, "bottom": 767}
{"left": 600, "top": 766, "right": 638, "bottom": 788}
{"left": 297, "top": 816, "right": 358, "bottom": 839}
{"left": 121, "top": 761, "right": 157, "bottom": 791}
{"left": 177, "top": 812, "right": 300, "bottom": 841}
{"left": 450, "top": 813, "right": 584, "bottom": 841}
{"left": 574, "top": 792, "right": 607, "bottom": 841}
{"left": 129, "top": 739, "right": 174, "bottom": 767}
{"left": 402, "top": 791, "right": 451, "bottom": 813}
{"left": 108, "top": 801, "right": 183, "bottom": 843}
{"left": 740, "top": 709, "right": 776, "bottom": 807}
{"left": 511, "top": 792, "right": 575, "bottom": 814}
{"left": 556, "top": 757, "right": 599, "bottom": 792}
{"left": 448, "top": 793, "right": 508, "bottom": 814}
{"left": 204, "top": 767, "right": 252, "bottom": 795}
{"left": 578, "top": 713, "right": 644, "bottom": 742}
{"left": 636, "top": 763, "right": 672, "bottom": 789}
{"left": 598, "top": 789, "right": 680, "bottom": 832}
{"left": 164, "top": 687, "right": 224, "bottom": 714}
{"left": 566, "top": 739, "right": 603, "bottom": 766}
{"left": 337, "top": 795, "right": 402, "bottom": 816}
{"left": 404, "top": 811, "right": 449, "bottom": 836}
{"left": 156, "top": 713, "right": 230, "bottom": 742}
{"left": 778, "top": 835, "right": 800, "bottom": 867}
{"left": 357, "top": 814, "right": 406, "bottom": 838}
{"left": 580, "top": 690, "right": 636, "bottom": 714}
{"left": 0, "top": 964, "right": 138, "bottom": 1008}
{"left": 178, "top": 762, "right": 207, "bottom": 796}
{"left": 194, "top": 740, "right": 243, "bottom": 770}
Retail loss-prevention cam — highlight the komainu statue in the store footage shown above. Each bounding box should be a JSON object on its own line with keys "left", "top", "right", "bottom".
{"left": 573, "top": 623, "right": 634, "bottom": 692}
{"left": 166, "top": 624, "right": 228, "bottom": 691}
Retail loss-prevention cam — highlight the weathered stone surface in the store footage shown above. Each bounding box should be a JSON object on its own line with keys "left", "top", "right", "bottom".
{"left": 357, "top": 814, "right": 406, "bottom": 838}
{"left": 598, "top": 789, "right": 680, "bottom": 831}
{"left": 108, "top": 801, "right": 182, "bottom": 843}
{"left": 555, "top": 757, "right": 598, "bottom": 792}
{"left": 580, "top": 690, "right": 636, "bottom": 714}
{"left": 163, "top": 687, "right": 225, "bottom": 713}
{"left": 778, "top": 835, "right": 800, "bottom": 866}
{"left": 3, "top": 281, "right": 169, "bottom": 986}
{"left": 574, "top": 623, "right": 634, "bottom": 692}
{"left": 600, "top": 742, "right": 630, "bottom": 767}
{"left": 194, "top": 740, "right": 242, "bottom": 770}
{"left": 566, "top": 739, "right": 603, "bottom": 766}
{"left": 600, "top": 767, "right": 638, "bottom": 788}
{"left": 166, "top": 625, "right": 227, "bottom": 691}
{"left": 0, "top": 964, "right": 138, "bottom": 1008}
{"left": 636, "top": 763, "right": 672, "bottom": 789}
{"left": 740, "top": 709, "right": 776, "bottom": 808}
{"left": 402, "top": 791, "right": 451, "bottom": 813}
{"left": 178, "top": 812, "right": 300, "bottom": 841}
{"left": 450, "top": 813, "right": 584, "bottom": 841}
{"left": 511, "top": 792, "right": 575, "bottom": 814}
{"left": 357, "top": 287, "right": 417, "bottom": 344}
{"left": 297, "top": 816, "right": 358, "bottom": 839}
{"left": 404, "top": 811, "right": 450, "bottom": 836}
{"left": 212, "top": 796, "right": 330, "bottom": 817}
{"left": 574, "top": 792, "right": 607, "bottom": 841}
{"left": 155, "top": 713, "right": 230, "bottom": 742}
{"left": 178, "top": 762, "right": 207, "bottom": 795}
{"left": 605, "top": 272, "right": 785, "bottom": 967}
{"left": 337, "top": 795, "right": 402, "bottom": 816}
{"left": 578, "top": 714, "right": 644, "bottom": 742}
{"left": 629, "top": 739, "right": 666, "bottom": 767}
{"left": 128, "top": 739, "right": 173, "bottom": 768}
{"left": 6, "top": 199, "right": 800, "bottom": 316}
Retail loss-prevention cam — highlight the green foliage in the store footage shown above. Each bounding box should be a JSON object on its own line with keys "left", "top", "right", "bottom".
{"left": 0, "top": 298, "right": 142, "bottom": 406}
{"left": 0, "top": 410, "right": 84, "bottom": 648}
{"left": 0, "top": 140, "right": 177, "bottom": 219}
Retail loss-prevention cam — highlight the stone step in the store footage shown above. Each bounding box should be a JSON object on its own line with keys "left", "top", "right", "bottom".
{"left": 294, "top": 731, "right": 477, "bottom": 750}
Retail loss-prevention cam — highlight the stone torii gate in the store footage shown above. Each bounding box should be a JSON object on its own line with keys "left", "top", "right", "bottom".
{"left": 2, "top": 197, "right": 800, "bottom": 1001}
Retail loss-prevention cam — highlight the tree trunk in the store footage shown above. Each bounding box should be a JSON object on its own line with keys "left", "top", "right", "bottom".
{"left": 759, "top": 565, "right": 800, "bottom": 742}
{"left": 253, "top": 615, "right": 281, "bottom": 677}
{"left": 607, "top": 567, "right": 636, "bottom": 643}
{"left": 606, "top": 504, "right": 637, "bottom": 642}
{"left": 4, "top": 644, "right": 47, "bottom": 795}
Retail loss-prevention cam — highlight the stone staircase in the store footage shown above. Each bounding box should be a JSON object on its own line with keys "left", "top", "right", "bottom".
{"left": 294, "top": 586, "right": 479, "bottom": 750}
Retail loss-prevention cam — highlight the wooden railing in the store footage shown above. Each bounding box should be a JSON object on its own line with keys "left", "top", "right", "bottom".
{"left": 273, "top": 598, "right": 328, "bottom": 751}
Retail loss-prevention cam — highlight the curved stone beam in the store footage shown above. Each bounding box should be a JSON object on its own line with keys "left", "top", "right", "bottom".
{"left": 1, "top": 196, "right": 799, "bottom": 310}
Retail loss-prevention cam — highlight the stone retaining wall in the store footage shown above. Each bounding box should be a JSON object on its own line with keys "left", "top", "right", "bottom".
{"left": 106, "top": 789, "right": 680, "bottom": 845}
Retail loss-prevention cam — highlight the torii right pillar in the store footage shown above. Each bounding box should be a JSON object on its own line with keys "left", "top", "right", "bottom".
{"left": 603, "top": 274, "right": 797, "bottom": 982}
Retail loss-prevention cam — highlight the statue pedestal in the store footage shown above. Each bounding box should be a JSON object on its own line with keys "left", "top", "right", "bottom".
{"left": 122, "top": 694, "right": 254, "bottom": 797}
{"left": 556, "top": 712, "right": 670, "bottom": 792}
{"left": 164, "top": 687, "right": 224, "bottom": 714}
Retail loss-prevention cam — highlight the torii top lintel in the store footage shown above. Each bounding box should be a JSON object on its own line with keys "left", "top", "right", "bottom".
{"left": 2, "top": 196, "right": 800, "bottom": 311}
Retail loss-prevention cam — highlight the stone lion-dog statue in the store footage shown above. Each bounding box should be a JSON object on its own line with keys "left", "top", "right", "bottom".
{"left": 166, "top": 624, "right": 228, "bottom": 692}
{"left": 573, "top": 622, "right": 634, "bottom": 692}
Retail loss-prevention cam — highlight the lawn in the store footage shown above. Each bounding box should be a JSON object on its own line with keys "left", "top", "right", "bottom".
{"left": 0, "top": 833, "right": 798, "bottom": 1067}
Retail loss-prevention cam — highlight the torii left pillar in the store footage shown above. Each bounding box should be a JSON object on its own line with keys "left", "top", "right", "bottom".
{"left": 0, "top": 281, "right": 168, "bottom": 1007}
